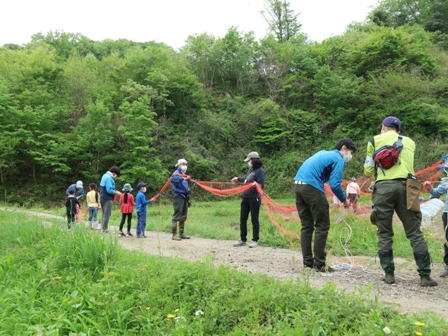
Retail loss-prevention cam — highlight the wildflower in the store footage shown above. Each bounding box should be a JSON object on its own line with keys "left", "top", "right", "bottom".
{"left": 146, "top": 307, "right": 150, "bottom": 310}
{"left": 415, "top": 322, "right": 425, "bottom": 327}
{"left": 415, "top": 332, "right": 422, "bottom": 336}
{"left": 195, "top": 310, "right": 204, "bottom": 316}
{"left": 167, "top": 314, "right": 175, "bottom": 319}
{"left": 175, "top": 316, "right": 186, "bottom": 323}
{"left": 55, "top": 276, "right": 62, "bottom": 280}
{"left": 383, "top": 326, "right": 391, "bottom": 334}
{"left": 174, "top": 309, "right": 180, "bottom": 313}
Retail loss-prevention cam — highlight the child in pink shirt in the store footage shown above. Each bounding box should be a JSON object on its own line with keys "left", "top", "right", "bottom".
{"left": 119, "top": 183, "right": 136, "bottom": 237}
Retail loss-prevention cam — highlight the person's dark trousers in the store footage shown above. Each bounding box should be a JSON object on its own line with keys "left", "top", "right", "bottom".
{"left": 239, "top": 197, "right": 262, "bottom": 242}
{"left": 172, "top": 196, "right": 188, "bottom": 221}
{"left": 295, "top": 184, "right": 330, "bottom": 268}
{"left": 370, "top": 180, "right": 428, "bottom": 252}
{"left": 101, "top": 200, "right": 113, "bottom": 231}
{"left": 67, "top": 212, "right": 75, "bottom": 229}
{"left": 136, "top": 212, "right": 146, "bottom": 236}
{"left": 443, "top": 212, "right": 448, "bottom": 265}
{"left": 119, "top": 213, "right": 132, "bottom": 232}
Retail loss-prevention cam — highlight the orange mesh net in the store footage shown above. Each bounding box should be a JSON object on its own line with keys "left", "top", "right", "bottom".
{"left": 93, "top": 158, "right": 448, "bottom": 239}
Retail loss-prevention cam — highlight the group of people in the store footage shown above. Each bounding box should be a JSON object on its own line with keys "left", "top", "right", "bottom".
{"left": 64, "top": 115, "right": 447, "bottom": 286}
{"left": 64, "top": 161, "right": 192, "bottom": 241}
{"left": 294, "top": 116, "right": 445, "bottom": 287}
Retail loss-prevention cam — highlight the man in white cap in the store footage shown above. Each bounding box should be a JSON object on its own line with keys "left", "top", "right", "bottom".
{"left": 65, "top": 180, "right": 84, "bottom": 222}
{"left": 66, "top": 180, "right": 84, "bottom": 199}
{"left": 364, "top": 116, "right": 437, "bottom": 287}
{"left": 170, "top": 159, "right": 192, "bottom": 241}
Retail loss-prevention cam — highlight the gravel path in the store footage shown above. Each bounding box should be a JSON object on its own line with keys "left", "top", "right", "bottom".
{"left": 16, "top": 209, "right": 448, "bottom": 321}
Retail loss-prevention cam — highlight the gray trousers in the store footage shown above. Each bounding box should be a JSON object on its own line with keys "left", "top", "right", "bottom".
{"left": 371, "top": 180, "right": 428, "bottom": 252}
{"left": 295, "top": 184, "right": 330, "bottom": 268}
{"left": 101, "top": 200, "right": 113, "bottom": 231}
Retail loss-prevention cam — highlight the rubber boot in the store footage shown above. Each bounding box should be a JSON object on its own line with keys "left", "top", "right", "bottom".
{"left": 172, "top": 221, "right": 181, "bottom": 241}
{"left": 378, "top": 249, "right": 395, "bottom": 284}
{"left": 93, "top": 221, "right": 99, "bottom": 229}
{"left": 414, "top": 252, "right": 438, "bottom": 287}
{"left": 179, "top": 221, "right": 190, "bottom": 239}
{"left": 87, "top": 221, "right": 92, "bottom": 229}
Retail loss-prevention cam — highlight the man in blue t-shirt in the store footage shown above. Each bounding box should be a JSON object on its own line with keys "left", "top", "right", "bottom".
{"left": 99, "top": 166, "right": 122, "bottom": 233}
{"left": 294, "top": 138, "right": 356, "bottom": 272}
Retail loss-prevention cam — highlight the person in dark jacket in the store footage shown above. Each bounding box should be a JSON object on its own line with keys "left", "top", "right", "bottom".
{"left": 65, "top": 188, "right": 80, "bottom": 229}
{"left": 231, "top": 151, "right": 265, "bottom": 248}
{"left": 171, "top": 159, "right": 192, "bottom": 241}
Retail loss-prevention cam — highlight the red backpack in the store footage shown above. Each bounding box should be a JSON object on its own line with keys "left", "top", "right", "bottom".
{"left": 370, "top": 135, "right": 403, "bottom": 176}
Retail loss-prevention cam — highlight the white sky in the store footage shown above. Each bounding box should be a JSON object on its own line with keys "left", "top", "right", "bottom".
{"left": 0, "top": 0, "right": 378, "bottom": 49}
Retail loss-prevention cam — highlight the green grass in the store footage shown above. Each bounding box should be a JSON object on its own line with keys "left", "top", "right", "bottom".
{"left": 0, "top": 210, "right": 447, "bottom": 335}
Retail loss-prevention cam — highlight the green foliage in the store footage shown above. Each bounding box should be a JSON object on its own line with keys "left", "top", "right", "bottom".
{"left": 1, "top": 24, "right": 448, "bottom": 202}
{"left": 262, "top": 0, "right": 302, "bottom": 42}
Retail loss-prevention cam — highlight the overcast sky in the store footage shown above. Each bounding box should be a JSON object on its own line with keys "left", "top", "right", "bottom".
{"left": 1, "top": 0, "right": 378, "bottom": 49}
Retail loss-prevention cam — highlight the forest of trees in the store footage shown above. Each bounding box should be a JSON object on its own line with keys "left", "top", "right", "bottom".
{"left": 1, "top": 0, "right": 448, "bottom": 205}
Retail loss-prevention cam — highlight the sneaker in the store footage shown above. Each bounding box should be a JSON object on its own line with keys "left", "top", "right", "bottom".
{"left": 119, "top": 231, "right": 126, "bottom": 237}
{"left": 303, "top": 263, "right": 314, "bottom": 269}
{"left": 314, "top": 265, "right": 336, "bottom": 273}
{"left": 233, "top": 240, "right": 247, "bottom": 247}
{"left": 102, "top": 230, "right": 109, "bottom": 234}
{"left": 440, "top": 265, "right": 448, "bottom": 277}
{"left": 126, "top": 232, "right": 133, "bottom": 237}
{"left": 142, "top": 235, "right": 148, "bottom": 238}
{"left": 248, "top": 241, "right": 258, "bottom": 248}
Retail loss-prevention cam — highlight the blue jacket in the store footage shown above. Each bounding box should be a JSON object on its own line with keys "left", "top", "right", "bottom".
{"left": 171, "top": 168, "right": 190, "bottom": 198}
{"left": 136, "top": 191, "right": 152, "bottom": 213}
{"left": 429, "top": 184, "right": 448, "bottom": 212}
{"left": 65, "top": 184, "right": 84, "bottom": 198}
{"left": 100, "top": 172, "right": 116, "bottom": 203}
{"left": 294, "top": 149, "right": 346, "bottom": 202}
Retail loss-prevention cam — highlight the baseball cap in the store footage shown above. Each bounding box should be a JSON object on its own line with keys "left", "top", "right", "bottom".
{"left": 382, "top": 116, "right": 401, "bottom": 131}
{"left": 244, "top": 151, "right": 260, "bottom": 162}
{"left": 137, "top": 182, "right": 147, "bottom": 190}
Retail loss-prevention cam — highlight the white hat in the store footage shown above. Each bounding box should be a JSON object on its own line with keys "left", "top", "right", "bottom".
{"left": 76, "top": 181, "right": 83, "bottom": 188}
{"left": 176, "top": 158, "right": 187, "bottom": 167}
{"left": 244, "top": 151, "right": 260, "bottom": 162}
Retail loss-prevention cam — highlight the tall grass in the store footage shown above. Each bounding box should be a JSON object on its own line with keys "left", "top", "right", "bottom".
{"left": 0, "top": 210, "right": 447, "bottom": 335}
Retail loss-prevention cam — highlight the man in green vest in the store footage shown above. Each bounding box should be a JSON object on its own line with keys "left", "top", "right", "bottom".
{"left": 364, "top": 116, "right": 437, "bottom": 287}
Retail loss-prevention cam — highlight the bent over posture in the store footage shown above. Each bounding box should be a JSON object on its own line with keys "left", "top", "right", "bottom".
{"left": 295, "top": 139, "right": 356, "bottom": 272}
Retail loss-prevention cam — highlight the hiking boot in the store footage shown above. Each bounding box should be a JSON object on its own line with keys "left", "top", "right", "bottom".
{"left": 172, "top": 234, "right": 182, "bottom": 241}
{"left": 233, "top": 240, "right": 247, "bottom": 247}
{"left": 303, "top": 263, "right": 314, "bottom": 269}
{"left": 180, "top": 233, "right": 190, "bottom": 239}
{"left": 248, "top": 241, "right": 258, "bottom": 248}
{"left": 314, "top": 265, "right": 336, "bottom": 273}
{"left": 420, "top": 275, "right": 438, "bottom": 287}
{"left": 126, "top": 232, "right": 133, "bottom": 237}
{"left": 383, "top": 272, "right": 395, "bottom": 284}
{"left": 440, "top": 265, "right": 448, "bottom": 277}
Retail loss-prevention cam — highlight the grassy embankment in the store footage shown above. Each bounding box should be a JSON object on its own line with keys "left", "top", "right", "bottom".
{"left": 0, "top": 202, "right": 447, "bottom": 335}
